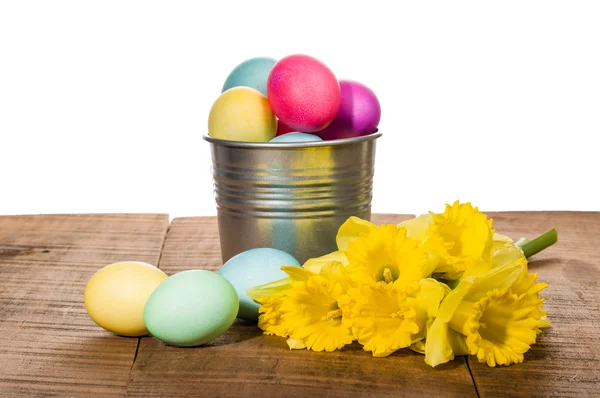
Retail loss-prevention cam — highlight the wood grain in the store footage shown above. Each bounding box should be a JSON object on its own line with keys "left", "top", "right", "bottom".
{"left": 0, "top": 214, "right": 169, "bottom": 396}
{"left": 127, "top": 214, "right": 479, "bottom": 397}
{"left": 3, "top": 212, "right": 597, "bottom": 397}
{"left": 466, "top": 211, "right": 600, "bottom": 397}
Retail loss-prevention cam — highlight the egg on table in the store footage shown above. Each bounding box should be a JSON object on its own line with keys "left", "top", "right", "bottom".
{"left": 218, "top": 248, "right": 301, "bottom": 321}
{"left": 143, "top": 270, "right": 239, "bottom": 347}
{"left": 84, "top": 261, "right": 168, "bottom": 337}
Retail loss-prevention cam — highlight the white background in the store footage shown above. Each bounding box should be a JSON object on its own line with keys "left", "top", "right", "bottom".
{"left": 1, "top": 1, "right": 599, "bottom": 219}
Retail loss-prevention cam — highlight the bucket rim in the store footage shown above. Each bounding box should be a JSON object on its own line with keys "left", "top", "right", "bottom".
{"left": 203, "top": 131, "right": 382, "bottom": 148}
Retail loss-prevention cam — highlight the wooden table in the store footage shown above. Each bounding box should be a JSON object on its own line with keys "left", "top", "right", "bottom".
{"left": 0, "top": 212, "right": 598, "bottom": 397}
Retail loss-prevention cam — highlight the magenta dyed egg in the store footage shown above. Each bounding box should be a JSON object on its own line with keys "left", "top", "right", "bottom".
{"left": 316, "top": 80, "right": 381, "bottom": 140}
{"left": 267, "top": 54, "right": 341, "bottom": 133}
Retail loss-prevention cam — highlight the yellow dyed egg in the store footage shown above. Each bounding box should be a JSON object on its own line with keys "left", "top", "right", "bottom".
{"left": 208, "top": 86, "right": 277, "bottom": 142}
{"left": 84, "top": 261, "right": 168, "bottom": 337}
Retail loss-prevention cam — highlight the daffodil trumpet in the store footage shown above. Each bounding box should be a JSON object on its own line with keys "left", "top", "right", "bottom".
{"left": 247, "top": 201, "right": 557, "bottom": 369}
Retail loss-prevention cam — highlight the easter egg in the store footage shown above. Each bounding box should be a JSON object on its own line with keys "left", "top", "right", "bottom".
{"left": 270, "top": 132, "right": 323, "bottom": 143}
{"left": 275, "top": 119, "right": 295, "bottom": 136}
{"left": 316, "top": 80, "right": 381, "bottom": 140}
{"left": 208, "top": 86, "right": 277, "bottom": 142}
{"left": 84, "top": 261, "right": 168, "bottom": 337}
{"left": 267, "top": 54, "right": 341, "bottom": 133}
{"left": 218, "top": 248, "right": 300, "bottom": 320}
{"left": 222, "top": 57, "right": 277, "bottom": 97}
{"left": 143, "top": 270, "right": 238, "bottom": 347}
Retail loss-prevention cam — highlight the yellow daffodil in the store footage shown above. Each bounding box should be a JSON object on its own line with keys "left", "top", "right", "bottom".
{"left": 246, "top": 200, "right": 556, "bottom": 366}
{"left": 250, "top": 261, "right": 354, "bottom": 352}
{"left": 341, "top": 220, "right": 437, "bottom": 287}
{"left": 424, "top": 258, "right": 549, "bottom": 368}
{"left": 279, "top": 272, "right": 354, "bottom": 352}
{"left": 340, "top": 278, "right": 449, "bottom": 357}
{"left": 397, "top": 201, "right": 495, "bottom": 281}
{"left": 430, "top": 201, "right": 495, "bottom": 280}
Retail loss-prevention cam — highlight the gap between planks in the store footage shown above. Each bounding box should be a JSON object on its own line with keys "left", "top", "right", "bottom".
{"left": 466, "top": 358, "right": 481, "bottom": 398}
{"left": 127, "top": 221, "right": 171, "bottom": 378}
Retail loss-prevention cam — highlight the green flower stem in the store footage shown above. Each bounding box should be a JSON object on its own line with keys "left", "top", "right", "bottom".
{"left": 518, "top": 228, "right": 558, "bottom": 258}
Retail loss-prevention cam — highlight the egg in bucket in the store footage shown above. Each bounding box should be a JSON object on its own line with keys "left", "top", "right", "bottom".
{"left": 206, "top": 54, "right": 381, "bottom": 264}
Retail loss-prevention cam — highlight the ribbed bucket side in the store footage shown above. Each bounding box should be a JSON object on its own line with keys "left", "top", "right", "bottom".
{"left": 205, "top": 133, "right": 380, "bottom": 264}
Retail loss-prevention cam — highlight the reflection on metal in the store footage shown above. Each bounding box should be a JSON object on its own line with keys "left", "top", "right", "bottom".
{"left": 204, "top": 132, "right": 381, "bottom": 265}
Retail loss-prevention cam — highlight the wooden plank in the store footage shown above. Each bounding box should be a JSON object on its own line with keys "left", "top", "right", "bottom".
{"left": 127, "top": 214, "right": 478, "bottom": 397}
{"left": 0, "top": 214, "right": 169, "bottom": 397}
{"left": 468, "top": 211, "right": 600, "bottom": 397}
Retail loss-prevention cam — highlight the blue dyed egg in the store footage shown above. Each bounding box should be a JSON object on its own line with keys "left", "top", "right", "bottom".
{"left": 269, "top": 132, "right": 323, "bottom": 143}
{"left": 218, "top": 248, "right": 300, "bottom": 320}
{"left": 222, "top": 57, "right": 277, "bottom": 97}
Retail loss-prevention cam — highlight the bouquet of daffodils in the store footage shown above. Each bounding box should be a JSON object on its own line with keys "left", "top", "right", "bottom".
{"left": 247, "top": 201, "right": 557, "bottom": 368}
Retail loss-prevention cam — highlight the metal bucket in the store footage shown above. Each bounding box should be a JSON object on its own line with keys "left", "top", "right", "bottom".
{"left": 204, "top": 132, "right": 381, "bottom": 265}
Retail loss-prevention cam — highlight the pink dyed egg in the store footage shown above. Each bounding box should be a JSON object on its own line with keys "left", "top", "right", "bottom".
{"left": 267, "top": 54, "right": 341, "bottom": 133}
{"left": 275, "top": 119, "right": 295, "bottom": 137}
{"left": 316, "top": 80, "right": 381, "bottom": 140}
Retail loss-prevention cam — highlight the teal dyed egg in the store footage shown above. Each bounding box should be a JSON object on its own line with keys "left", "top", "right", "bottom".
{"left": 143, "top": 270, "right": 238, "bottom": 347}
{"left": 269, "top": 132, "right": 323, "bottom": 143}
{"left": 222, "top": 57, "right": 277, "bottom": 97}
{"left": 218, "top": 248, "right": 300, "bottom": 321}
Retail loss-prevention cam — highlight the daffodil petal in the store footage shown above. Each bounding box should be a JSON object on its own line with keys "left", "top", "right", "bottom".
{"left": 447, "top": 327, "right": 470, "bottom": 356}
{"left": 493, "top": 245, "right": 526, "bottom": 269}
{"left": 303, "top": 251, "right": 348, "bottom": 273}
{"left": 493, "top": 232, "right": 513, "bottom": 244}
{"left": 465, "top": 261, "right": 525, "bottom": 302}
{"left": 410, "top": 340, "right": 426, "bottom": 354}
{"left": 436, "top": 278, "right": 475, "bottom": 322}
{"left": 461, "top": 259, "right": 492, "bottom": 279}
{"left": 336, "top": 216, "right": 376, "bottom": 251}
{"left": 539, "top": 315, "right": 551, "bottom": 328}
{"left": 416, "top": 278, "right": 451, "bottom": 318}
{"left": 286, "top": 338, "right": 306, "bottom": 350}
{"left": 247, "top": 265, "right": 320, "bottom": 301}
{"left": 319, "top": 261, "right": 354, "bottom": 290}
{"left": 424, "top": 318, "right": 455, "bottom": 367}
{"left": 397, "top": 213, "right": 433, "bottom": 240}
{"left": 282, "top": 265, "right": 316, "bottom": 281}
{"left": 493, "top": 232, "right": 514, "bottom": 251}
{"left": 246, "top": 277, "right": 292, "bottom": 301}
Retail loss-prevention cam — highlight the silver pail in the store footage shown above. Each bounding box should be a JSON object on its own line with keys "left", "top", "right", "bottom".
{"left": 204, "top": 132, "right": 381, "bottom": 265}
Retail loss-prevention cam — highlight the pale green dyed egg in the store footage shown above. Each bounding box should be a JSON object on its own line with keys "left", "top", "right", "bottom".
{"left": 143, "top": 270, "right": 238, "bottom": 347}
